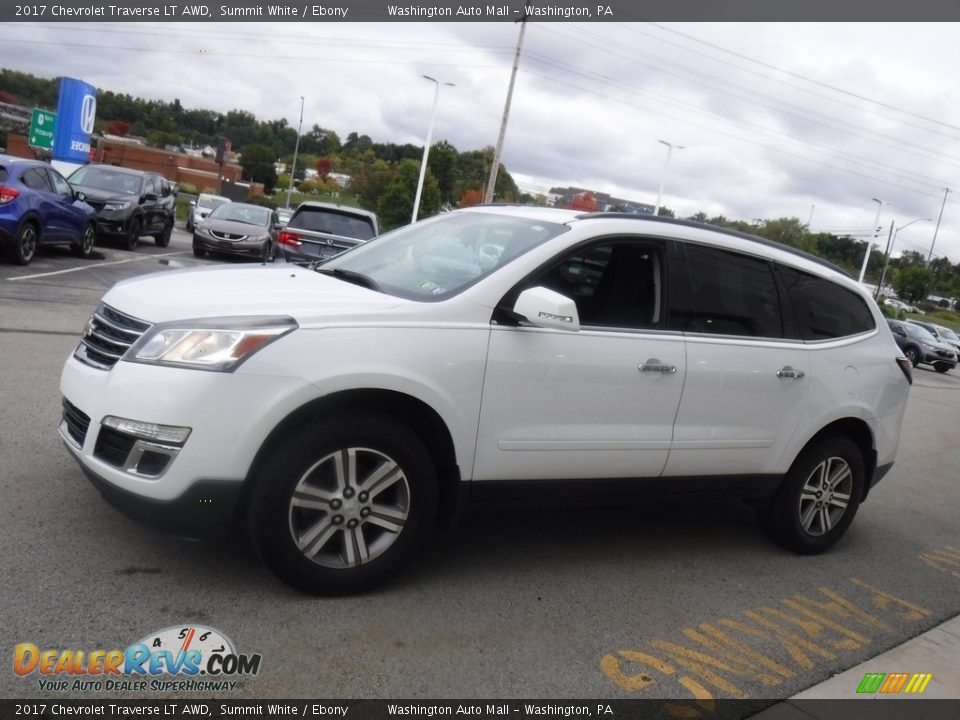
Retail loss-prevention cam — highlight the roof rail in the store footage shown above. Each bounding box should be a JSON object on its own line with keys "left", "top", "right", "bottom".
{"left": 572, "top": 212, "right": 853, "bottom": 279}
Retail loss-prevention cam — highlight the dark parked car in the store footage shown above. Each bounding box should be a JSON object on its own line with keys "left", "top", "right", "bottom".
{"left": 0, "top": 154, "right": 97, "bottom": 265}
{"left": 192, "top": 202, "right": 279, "bottom": 261}
{"left": 905, "top": 318, "right": 960, "bottom": 355}
{"left": 276, "top": 201, "right": 378, "bottom": 264}
{"left": 887, "top": 319, "right": 956, "bottom": 373}
{"left": 68, "top": 164, "right": 175, "bottom": 250}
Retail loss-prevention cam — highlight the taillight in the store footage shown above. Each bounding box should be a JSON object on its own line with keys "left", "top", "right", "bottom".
{"left": 277, "top": 230, "right": 302, "bottom": 248}
{"left": 0, "top": 186, "right": 19, "bottom": 204}
{"left": 895, "top": 357, "right": 913, "bottom": 385}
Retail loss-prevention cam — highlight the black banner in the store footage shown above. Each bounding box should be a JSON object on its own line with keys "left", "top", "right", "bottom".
{"left": 5, "top": 0, "right": 960, "bottom": 23}
{"left": 4, "top": 700, "right": 960, "bottom": 720}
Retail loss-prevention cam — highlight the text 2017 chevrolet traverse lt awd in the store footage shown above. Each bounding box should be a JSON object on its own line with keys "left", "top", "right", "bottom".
{"left": 60, "top": 208, "right": 911, "bottom": 594}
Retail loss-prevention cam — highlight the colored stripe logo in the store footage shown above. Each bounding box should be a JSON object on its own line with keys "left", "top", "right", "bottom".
{"left": 857, "top": 672, "right": 933, "bottom": 694}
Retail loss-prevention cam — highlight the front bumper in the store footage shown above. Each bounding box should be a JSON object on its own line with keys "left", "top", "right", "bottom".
{"left": 93, "top": 210, "right": 134, "bottom": 237}
{"left": 921, "top": 349, "right": 957, "bottom": 367}
{"left": 64, "top": 443, "right": 242, "bottom": 539}
{"left": 59, "top": 350, "right": 313, "bottom": 513}
{"left": 194, "top": 233, "right": 268, "bottom": 257}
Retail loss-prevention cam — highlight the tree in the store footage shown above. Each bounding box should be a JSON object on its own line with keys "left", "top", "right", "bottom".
{"left": 239, "top": 143, "right": 278, "bottom": 192}
{"left": 566, "top": 191, "right": 598, "bottom": 212}
{"left": 377, "top": 159, "right": 441, "bottom": 230}
{"left": 893, "top": 266, "right": 934, "bottom": 304}
{"left": 459, "top": 188, "right": 483, "bottom": 208}
{"left": 428, "top": 140, "right": 459, "bottom": 204}
{"left": 105, "top": 120, "right": 130, "bottom": 137}
{"left": 687, "top": 211, "right": 709, "bottom": 223}
{"left": 315, "top": 156, "right": 332, "bottom": 179}
{"left": 656, "top": 206, "right": 676, "bottom": 218}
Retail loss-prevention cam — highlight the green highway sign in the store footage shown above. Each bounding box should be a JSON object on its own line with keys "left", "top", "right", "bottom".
{"left": 28, "top": 108, "right": 56, "bottom": 150}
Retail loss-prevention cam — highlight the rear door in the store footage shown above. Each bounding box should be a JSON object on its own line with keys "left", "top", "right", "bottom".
{"left": 664, "top": 243, "right": 809, "bottom": 477}
{"left": 19, "top": 167, "right": 63, "bottom": 241}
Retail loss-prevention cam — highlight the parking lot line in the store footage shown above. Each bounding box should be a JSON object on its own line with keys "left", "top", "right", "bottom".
{"left": 6, "top": 251, "right": 188, "bottom": 282}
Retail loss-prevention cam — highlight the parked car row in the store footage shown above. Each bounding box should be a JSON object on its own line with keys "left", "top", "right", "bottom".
{"left": 887, "top": 319, "right": 957, "bottom": 373}
{"left": 0, "top": 154, "right": 177, "bottom": 264}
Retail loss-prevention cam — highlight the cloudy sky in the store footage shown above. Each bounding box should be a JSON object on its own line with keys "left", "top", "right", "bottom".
{"left": 3, "top": 20, "right": 960, "bottom": 262}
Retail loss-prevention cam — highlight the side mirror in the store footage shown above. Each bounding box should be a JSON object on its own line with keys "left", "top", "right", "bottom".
{"left": 513, "top": 287, "right": 580, "bottom": 332}
{"left": 189, "top": 200, "right": 197, "bottom": 207}
{"left": 74, "top": 190, "right": 86, "bottom": 202}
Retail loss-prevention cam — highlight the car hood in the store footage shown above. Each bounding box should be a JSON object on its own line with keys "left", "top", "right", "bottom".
{"left": 197, "top": 218, "right": 270, "bottom": 237}
{"left": 103, "top": 265, "right": 404, "bottom": 326}
{"left": 73, "top": 185, "right": 138, "bottom": 204}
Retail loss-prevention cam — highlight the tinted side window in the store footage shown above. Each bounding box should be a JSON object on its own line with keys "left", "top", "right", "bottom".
{"left": 778, "top": 265, "right": 875, "bottom": 340}
{"left": 529, "top": 241, "right": 663, "bottom": 330}
{"left": 21, "top": 168, "right": 53, "bottom": 192}
{"left": 145, "top": 177, "right": 160, "bottom": 196}
{"left": 47, "top": 169, "right": 73, "bottom": 197}
{"left": 684, "top": 245, "right": 783, "bottom": 338}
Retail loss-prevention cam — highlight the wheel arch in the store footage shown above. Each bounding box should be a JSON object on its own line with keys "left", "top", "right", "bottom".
{"left": 243, "top": 389, "right": 463, "bottom": 528}
{"left": 793, "top": 417, "right": 876, "bottom": 501}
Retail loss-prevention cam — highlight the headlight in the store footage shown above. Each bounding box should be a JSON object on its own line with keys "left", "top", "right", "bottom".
{"left": 104, "top": 201, "right": 131, "bottom": 211}
{"left": 128, "top": 316, "right": 297, "bottom": 372}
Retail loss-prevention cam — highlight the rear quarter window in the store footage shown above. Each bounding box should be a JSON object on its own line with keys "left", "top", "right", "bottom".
{"left": 0, "top": 167, "right": 7, "bottom": 183}
{"left": 289, "top": 207, "right": 376, "bottom": 240}
{"left": 777, "top": 265, "right": 875, "bottom": 340}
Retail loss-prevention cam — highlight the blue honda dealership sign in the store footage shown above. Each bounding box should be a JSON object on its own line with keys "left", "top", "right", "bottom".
{"left": 52, "top": 77, "right": 97, "bottom": 163}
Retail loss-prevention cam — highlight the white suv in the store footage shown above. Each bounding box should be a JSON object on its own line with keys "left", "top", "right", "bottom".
{"left": 59, "top": 207, "right": 912, "bottom": 594}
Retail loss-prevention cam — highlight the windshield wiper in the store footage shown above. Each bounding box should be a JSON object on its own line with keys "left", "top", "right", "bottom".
{"left": 313, "top": 266, "right": 381, "bottom": 292}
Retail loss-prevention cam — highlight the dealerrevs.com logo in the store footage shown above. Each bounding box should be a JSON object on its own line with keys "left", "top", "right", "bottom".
{"left": 14, "top": 625, "right": 261, "bottom": 692}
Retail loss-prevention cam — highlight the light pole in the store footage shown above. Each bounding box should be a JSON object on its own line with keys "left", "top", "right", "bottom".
{"left": 859, "top": 198, "right": 884, "bottom": 284}
{"left": 653, "top": 140, "right": 685, "bottom": 217}
{"left": 285, "top": 95, "right": 305, "bottom": 209}
{"left": 876, "top": 217, "right": 932, "bottom": 300}
{"left": 927, "top": 187, "right": 951, "bottom": 263}
{"left": 412, "top": 75, "right": 454, "bottom": 224}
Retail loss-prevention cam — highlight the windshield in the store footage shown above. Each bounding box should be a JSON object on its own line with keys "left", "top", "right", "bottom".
{"left": 288, "top": 206, "right": 376, "bottom": 240}
{"left": 906, "top": 324, "right": 938, "bottom": 342}
{"left": 208, "top": 203, "right": 271, "bottom": 226}
{"left": 198, "top": 193, "right": 230, "bottom": 210}
{"left": 321, "top": 211, "right": 568, "bottom": 301}
{"left": 937, "top": 326, "right": 958, "bottom": 341}
{"left": 69, "top": 166, "right": 142, "bottom": 195}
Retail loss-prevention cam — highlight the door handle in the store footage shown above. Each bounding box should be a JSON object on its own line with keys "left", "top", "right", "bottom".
{"left": 776, "top": 366, "right": 805, "bottom": 379}
{"left": 639, "top": 359, "right": 677, "bottom": 374}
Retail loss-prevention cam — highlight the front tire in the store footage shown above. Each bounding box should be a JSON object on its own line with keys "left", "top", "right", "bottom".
{"left": 760, "top": 436, "right": 864, "bottom": 554}
{"left": 125, "top": 216, "right": 142, "bottom": 251}
{"left": 934, "top": 363, "right": 952, "bottom": 373}
{"left": 905, "top": 346, "right": 919, "bottom": 367}
{"left": 71, "top": 223, "right": 96, "bottom": 259}
{"left": 11, "top": 222, "right": 38, "bottom": 265}
{"left": 248, "top": 413, "right": 438, "bottom": 594}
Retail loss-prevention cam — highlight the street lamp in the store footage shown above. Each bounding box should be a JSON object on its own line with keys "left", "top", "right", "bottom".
{"left": 876, "top": 217, "right": 932, "bottom": 300}
{"left": 653, "top": 140, "right": 685, "bottom": 217}
{"left": 285, "top": 96, "right": 305, "bottom": 209}
{"left": 859, "top": 198, "right": 884, "bottom": 284}
{"left": 412, "top": 75, "right": 454, "bottom": 224}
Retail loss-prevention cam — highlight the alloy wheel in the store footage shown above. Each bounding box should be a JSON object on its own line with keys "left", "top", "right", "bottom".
{"left": 797, "top": 456, "right": 852, "bottom": 536}
{"left": 287, "top": 447, "right": 411, "bottom": 569}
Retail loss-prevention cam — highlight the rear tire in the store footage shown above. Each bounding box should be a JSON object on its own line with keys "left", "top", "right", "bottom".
{"left": 155, "top": 219, "right": 173, "bottom": 248}
{"left": 248, "top": 413, "right": 438, "bottom": 595}
{"left": 71, "top": 223, "right": 96, "bottom": 259}
{"left": 760, "top": 436, "right": 864, "bottom": 554}
{"left": 11, "top": 222, "right": 38, "bottom": 265}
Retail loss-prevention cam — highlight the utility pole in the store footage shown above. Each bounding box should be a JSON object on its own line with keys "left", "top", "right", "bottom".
{"left": 484, "top": 16, "right": 527, "bottom": 204}
{"left": 927, "top": 187, "right": 951, "bottom": 263}
{"left": 875, "top": 220, "right": 896, "bottom": 300}
{"left": 286, "top": 96, "right": 305, "bottom": 209}
{"left": 859, "top": 198, "right": 883, "bottom": 284}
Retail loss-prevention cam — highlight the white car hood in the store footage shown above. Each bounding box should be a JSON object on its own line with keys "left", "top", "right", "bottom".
{"left": 103, "top": 265, "right": 404, "bottom": 325}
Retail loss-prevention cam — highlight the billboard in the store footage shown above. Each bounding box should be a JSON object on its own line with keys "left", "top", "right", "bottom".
{"left": 52, "top": 77, "right": 97, "bottom": 164}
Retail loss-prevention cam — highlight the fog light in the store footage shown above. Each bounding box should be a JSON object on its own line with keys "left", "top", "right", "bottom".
{"left": 102, "top": 416, "right": 191, "bottom": 445}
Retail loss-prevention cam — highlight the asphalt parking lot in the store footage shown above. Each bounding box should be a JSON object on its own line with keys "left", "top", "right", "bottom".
{"left": 1, "top": 228, "right": 959, "bottom": 711}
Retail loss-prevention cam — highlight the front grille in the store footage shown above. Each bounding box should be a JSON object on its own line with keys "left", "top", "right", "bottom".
{"left": 74, "top": 304, "right": 151, "bottom": 370}
{"left": 210, "top": 230, "right": 246, "bottom": 241}
{"left": 94, "top": 426, "right": 137, "bottom": 468}
{"left": 86, "top": 200, "right": 106, "bottom": 212}
{"left": 62, "top": 399, "right": 91, "bottom": 447}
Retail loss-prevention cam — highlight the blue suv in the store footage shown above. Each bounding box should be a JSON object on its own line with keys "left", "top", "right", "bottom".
{"left": 0, "top": 154, "right": 97, "bottom": 265}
